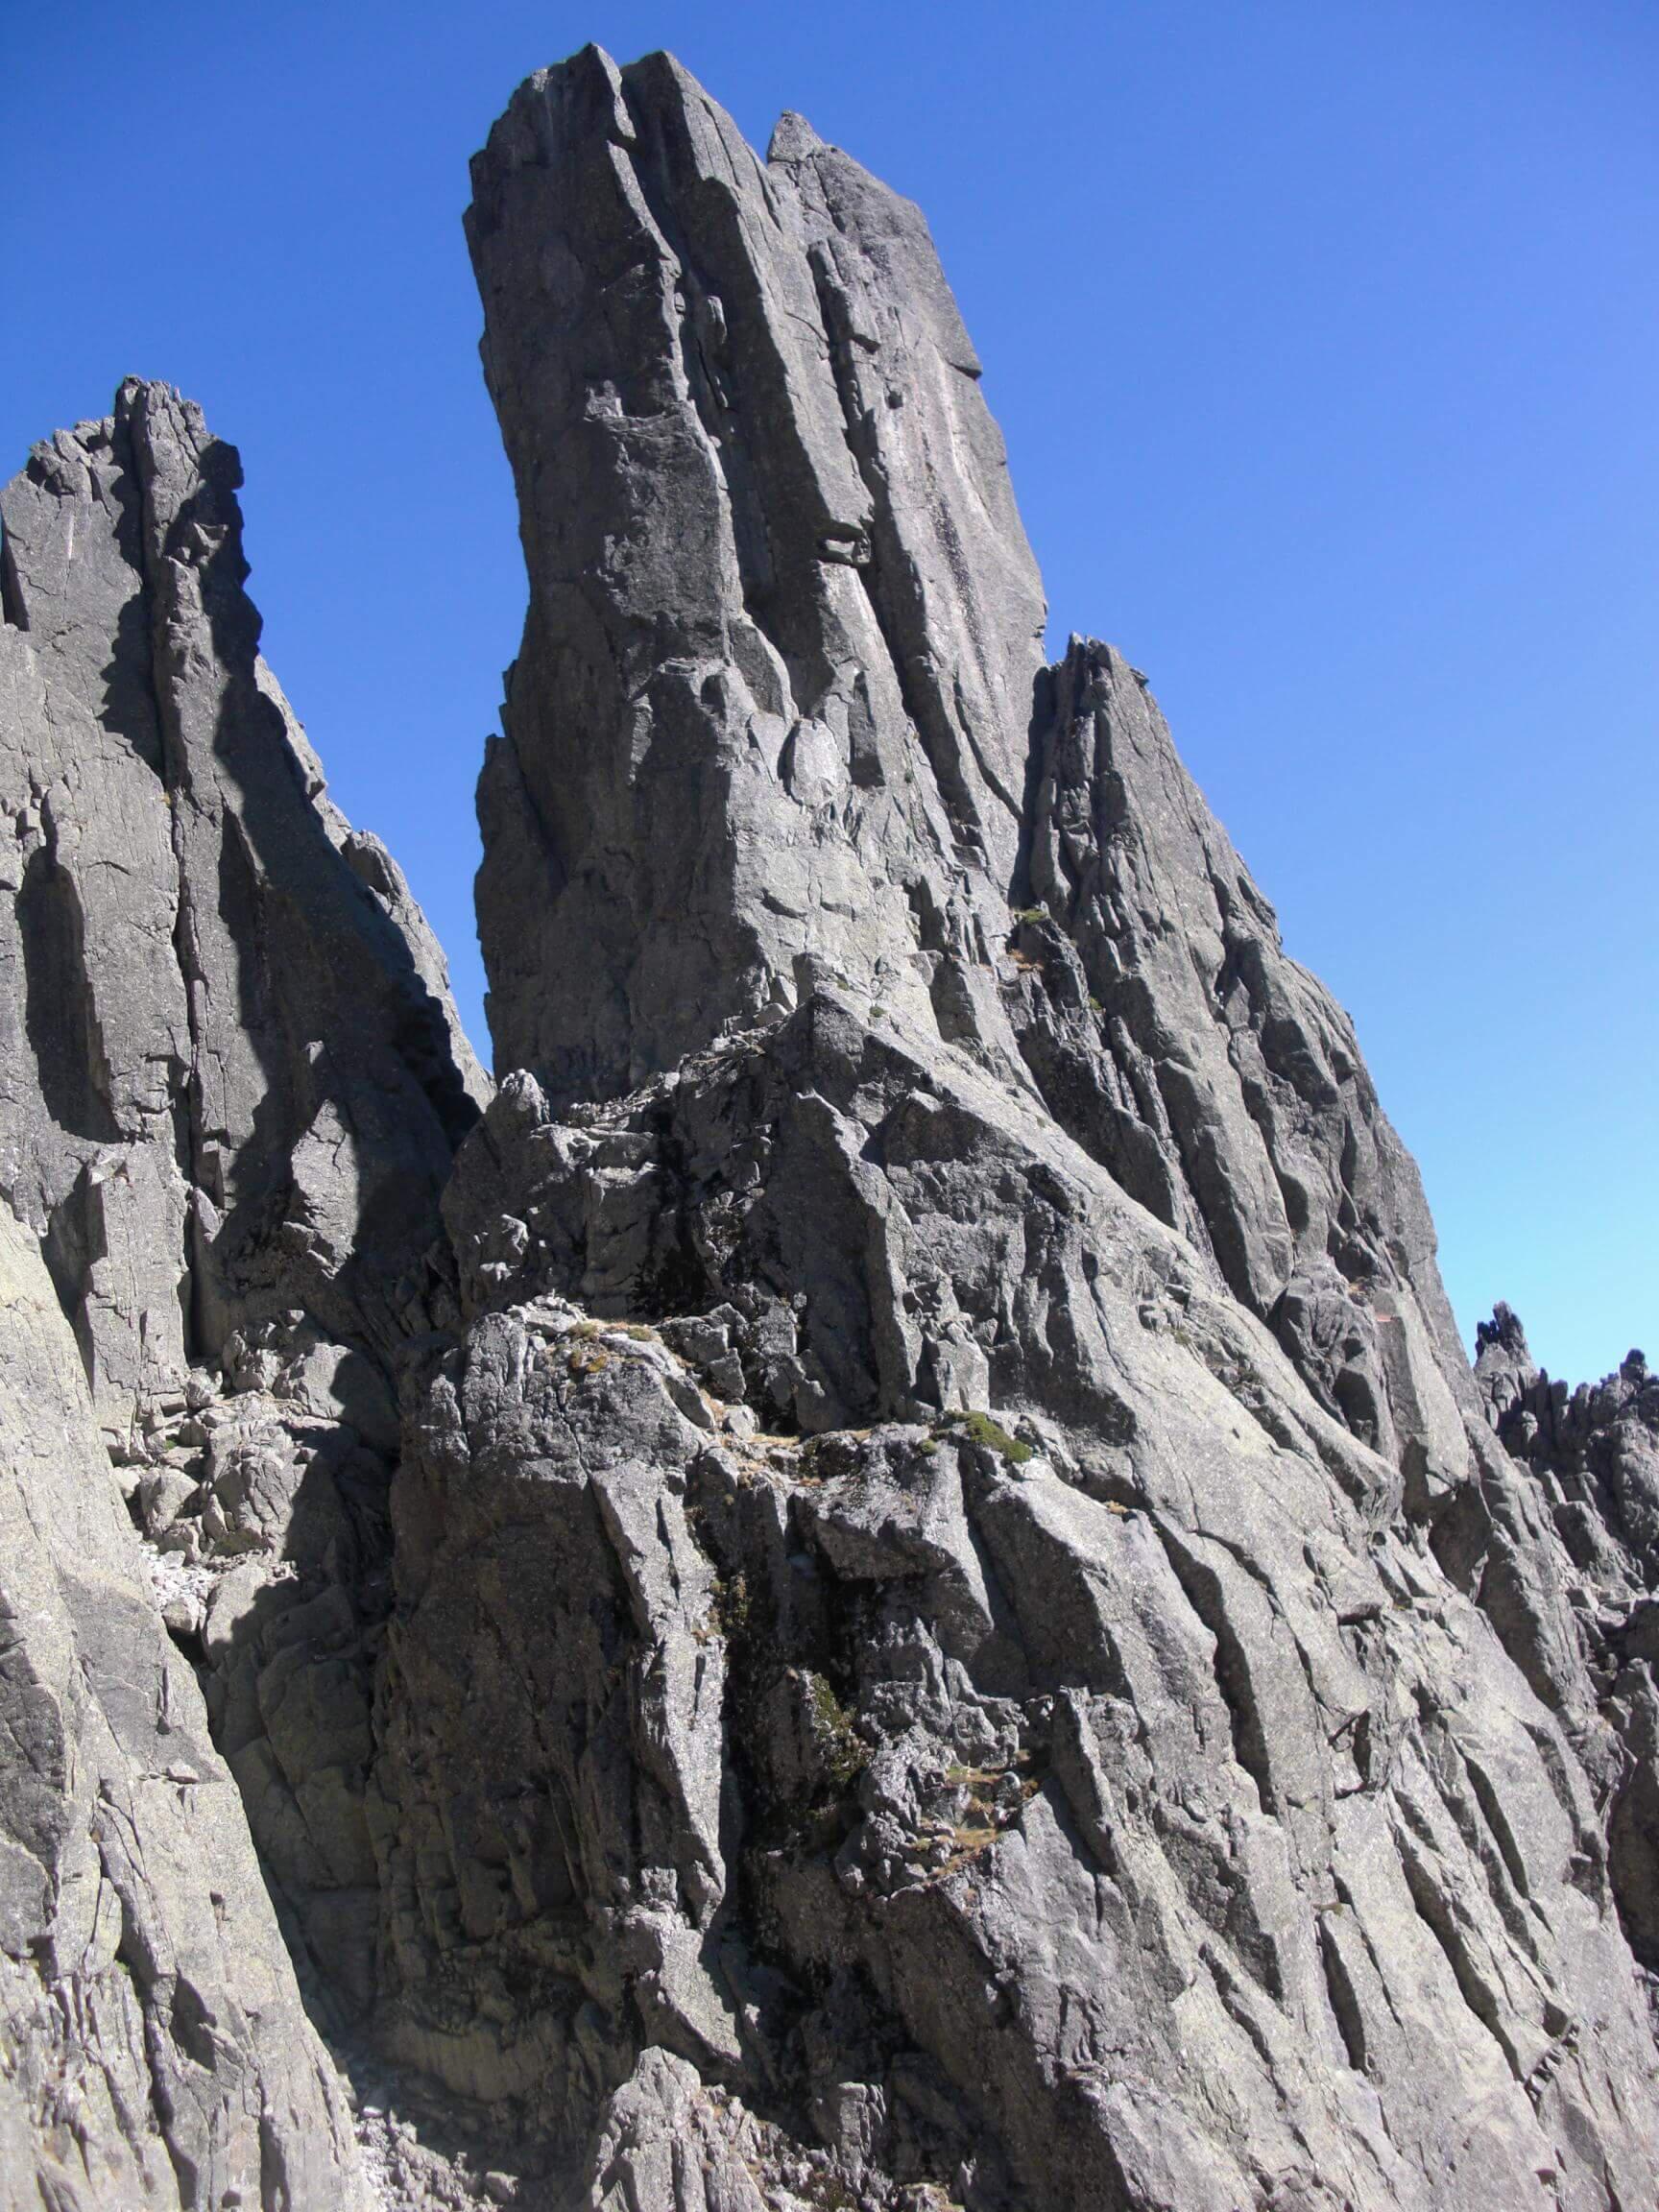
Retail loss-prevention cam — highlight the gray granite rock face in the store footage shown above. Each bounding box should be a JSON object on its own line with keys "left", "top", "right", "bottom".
{"left": 0, "top": 1196, "right": 368, "bottom": 2211}
{"left": 421, "top": 996, "right": 1658, "bottom": 2209}
{"left": 1009, "top": 636, "right": 1606, "bottom": 1753}
{"left": 428, "top": 46, "right": 1659, "bottom": 2208}
{"left": 0, "top": 377, "right": 487, "bottom": 1438}
{"left": 0, "top": 380, "right": 488, "bottom": 2194}
{"left": 461, "top": 47, "right": 1525, "bottom": 1658}
{"left": 2, "top": 43, "right": 1656, "bottom": 2212}
{"left": 1475, "top": 1309, "right": 1659, "bottom": 1971}
{"left": 468, "top": 46, "right": 1046, "bottom": 1102}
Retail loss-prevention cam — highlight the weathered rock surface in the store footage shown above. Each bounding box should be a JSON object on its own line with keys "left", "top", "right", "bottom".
{"left": 0, "top": 378, "right": 488, "bottom": 2196}
{"left": 462, "top": 49, "right": 1599, "bottom": 1797}
{"left": 418, "top": 994, "right": 1658, "bottom": 2209}
{"left": 1, "top": 41, "right": 1655, "bottom": 2212}
{"left": 426, "top": 46, "right": 1659, "bottom": 2207}
{"left": 1475, "top": 1308, "right": 1659, "bottom": 1972}
{"left": 0, "top": 376, "right": 486, "bottom": 1436}
{"left": 0, "top": 1196, "right": 367, "bottom": 2210}
{"left": 468, "top": 47, "right": 1046, "bottom": 1101}
{"left": 1008, "top": 636, "right": 1609, "bottom": 1770}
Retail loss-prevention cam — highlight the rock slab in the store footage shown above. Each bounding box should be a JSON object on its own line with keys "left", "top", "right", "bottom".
{"left": 0, "top": 1196, "right": 367, "bottom": 2210}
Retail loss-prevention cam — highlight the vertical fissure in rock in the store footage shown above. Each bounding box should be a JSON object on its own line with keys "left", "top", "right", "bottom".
{"left": 804, "top": 240, "right": 1007, "bottom": 871}
{"left": 0, "top": 522, "right": 26, "bottom": 630}
{"left": 18, "top": 831, "right": 120, "bottom": 1146}
{"left": 614, "top": 78, "right": 786, "bottom": 665}
{"left": 1394, "top": 1827, "right": 1527, "bottom": 2083}
{"left": 1316, "top": 1913, "right": 1370, "bottom": 2074}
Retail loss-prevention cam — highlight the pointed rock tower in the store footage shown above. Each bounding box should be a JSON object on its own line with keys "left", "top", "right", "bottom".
{"left": 1, "top": 47, "right": 1654, "bottom": 2212}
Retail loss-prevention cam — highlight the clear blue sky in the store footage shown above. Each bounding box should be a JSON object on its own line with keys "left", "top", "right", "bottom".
{"left": 4, "top": 1, "right": 1653, "bottom": 1383}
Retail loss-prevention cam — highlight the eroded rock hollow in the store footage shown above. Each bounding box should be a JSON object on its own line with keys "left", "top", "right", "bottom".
{"left": 2, "top": 43, "right": 1654, "bottom": 2212}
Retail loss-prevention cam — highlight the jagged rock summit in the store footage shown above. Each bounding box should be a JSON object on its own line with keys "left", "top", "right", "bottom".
{"left": 1, "top": 42, "right": 1655, "bottom": 2212}
{"left": 0, "top": 376, "right": 486, "bottom": 1431}
{"left": 469, "top": 46, "right": 1046, "bottom": 1100}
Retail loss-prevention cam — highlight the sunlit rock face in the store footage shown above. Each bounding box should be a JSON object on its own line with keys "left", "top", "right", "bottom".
{"left": 467, "top": 47, "right": 1047, "bottom": 1105}
{"left": 0, "top": 376, "right": 481, "bottom": 2209}
{"left": 0, "top": 376, "right": 486, "bottom": 1428}
{"left": 1, "top": 44, "right": 1655, "bottom": 2212}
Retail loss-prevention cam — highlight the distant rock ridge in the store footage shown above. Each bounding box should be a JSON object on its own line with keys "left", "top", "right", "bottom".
{"left": 1474, "top": 1306, "right": 1659, "bottom": 1970}
{"left": 0, "top": 43, "right": 1655, "bottom": 2212}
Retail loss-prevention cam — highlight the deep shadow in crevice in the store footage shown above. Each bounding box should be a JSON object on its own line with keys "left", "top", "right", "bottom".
{"left": 97, "top": 409, "right": 168, "bottom": 773}
{"left": 121, "top": 396, "right": 481, "bottom": 1367}
{"left": 0, "top": 524, "right": 27, "bottom": 630}
{"left": 19, "top": 845, "right": 121, "bottom": 1144}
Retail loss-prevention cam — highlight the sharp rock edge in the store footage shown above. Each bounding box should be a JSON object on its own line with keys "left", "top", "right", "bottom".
{"left": 0, "top": 43, "right": 1654, "bottom": 2212}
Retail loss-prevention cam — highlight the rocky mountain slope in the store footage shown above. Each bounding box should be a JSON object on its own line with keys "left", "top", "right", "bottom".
{"left": 0, "top": 376, "right": 482, "bottom": 2210}
{"left": 2, "top": 42, "right": 1654, "bottom": 2212}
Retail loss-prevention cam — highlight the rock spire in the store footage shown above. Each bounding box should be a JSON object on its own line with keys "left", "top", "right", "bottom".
{"left": 0, "top": 45, "right": 1654, "bottom": 2212}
